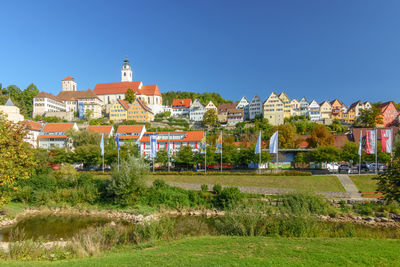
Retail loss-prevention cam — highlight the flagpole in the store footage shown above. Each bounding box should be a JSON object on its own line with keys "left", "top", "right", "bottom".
{"left": 259, "top": 130, "right": 261, "bottom": 174}
{"left": 358, "top": 130, "right": 362, "bottom": 175}
{"left": 375, "top": 128, "right": 378, "bottom": 174}
{"left": 168, "top": 132, "right": 170, "bottom": 172}
{"left": 205, "top": 132, "right": 207, "bottom": 174}
{"left": 276, "top": 131, "right": 279, "bottom": 173}
{"left": 220, "top": 131, "right": 223, "bottom": 173}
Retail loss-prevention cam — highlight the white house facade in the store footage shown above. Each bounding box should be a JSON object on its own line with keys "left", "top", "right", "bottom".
{"left": 249, "top": 95, "right": 263, "bottom": 120}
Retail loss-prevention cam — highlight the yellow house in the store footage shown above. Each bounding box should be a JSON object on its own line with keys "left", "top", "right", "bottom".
{"left": 127, "top": 98, "right": 154, "bottom": 122}
{"left": 330, "top": 99, "right": 346, "bottom": 121}
{"left": 110, "top": 99, "right": 129, "bottom": 121}
{"left": 278, "top": 92, "right": 291, "bottom": 119}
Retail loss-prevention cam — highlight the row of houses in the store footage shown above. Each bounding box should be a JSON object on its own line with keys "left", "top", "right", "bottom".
{"left": 23, "top": 121, "right": 205, "bottom": 157}
{"left": 170, "top": 92, "right": 400, "bottom": 127}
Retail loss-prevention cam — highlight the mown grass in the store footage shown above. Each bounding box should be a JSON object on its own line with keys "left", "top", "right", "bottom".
{"left": 350, "top": 175, "right": 378, "bottom": 192}
{"left": 148, "top": 175, "right": 346, "bottom": 192}
{"left": 2, "top": 236, "right": 400, "bottom": 266}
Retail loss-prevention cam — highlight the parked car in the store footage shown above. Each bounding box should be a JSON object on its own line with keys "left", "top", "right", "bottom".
{"left": 326, "top": 163, "right": 339, "bottom": 173}
{"left": 368, "top": 163, "right": 387, "bottom": 172}
{"left": 338, "top": 164, "right": 351, "bottom": 174}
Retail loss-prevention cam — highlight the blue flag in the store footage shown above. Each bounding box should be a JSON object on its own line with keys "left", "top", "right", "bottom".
{"left": 150, "top": 135, "right": 157, "bottom": 159}
{"left": 116, "top": 134, "right": 120, "bottom": 151}
{"left": 100, "top": 134, "right": 104, "bottom": 157}
{"left": 255, "top": 131, "right": 261, "bottom": 154}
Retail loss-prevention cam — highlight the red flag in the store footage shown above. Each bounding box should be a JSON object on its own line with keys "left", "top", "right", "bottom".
{"left": 366, "top": 130, "right": 376, "bottom": 154}
{"left": 381, "top": 129, "right": 392, "bottom": 153}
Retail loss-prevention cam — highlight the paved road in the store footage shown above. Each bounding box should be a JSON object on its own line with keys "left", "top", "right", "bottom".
{"left": 336, "top": 175, "right": 364, "bottom": 200}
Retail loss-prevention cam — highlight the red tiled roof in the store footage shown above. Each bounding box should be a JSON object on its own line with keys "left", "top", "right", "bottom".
{"left": 116, "top": 125, "right": 145, "bottom": 134}
{"left": 38, "top": 135, "right": 67, "bottom": 139}
{"left": 35, "top": 92, "right": 63, "bottom": 103}
{"left": 41, "top": 123, "right": 75, "bottom": 133}
{"left": 140, "top": 85, "right": 162, "bottom": 97}
{"left": 63, "top": 76, "right": 74, "bottom": 81}
{"left": 135, "top": 98, "right": 154, "bottom": 114}
{"left": 23, "top": 120, "right": 43, "bottom": 131}
{"left": 140, "top": 131, "right": 204, "bottom": 142}
{"left": 87, "top": 125, "right": 113, "bottom": 134}
{"left": 119, "top": 136, "right": 140, "bottom": 140}
{"left": 57, "top": 89, "right": 100, "bottom": 101}
{"left": 334, "top": 134, "right": 351, "bottom": 148}
{"left": 93, "top": 81, "right": 142, "bottom": 95}
{"left": 118, "top": 99, "right": 130, "bottom": 110}
{"left": 172, "top": 99, "right": 192, "bottom": 109}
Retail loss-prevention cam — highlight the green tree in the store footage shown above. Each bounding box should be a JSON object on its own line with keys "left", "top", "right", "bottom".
{"left": 340, "top": 142, "right": 358, "bottom": 163}
{"left": 276, "top": 124, "right": 298, "bottom": 148}
{"left": 67, "top": 129, "right": 101, "bottom": 147}
{"left": 84, "top": 109, "right": 94, "bottom": 121}
{"left": 308, "top": 146, "right": 341, "bottom": 163}
{"left": 375, "top": 160, "right": 400, "bottom": 202}
{"left": 0, "top": 118, "right": 36, "bottom": 205}
{"left": 174, "top": 146, "right": 196, "bottom": 169}
{"left": 202, "top": 109, "right": 218, "bottom": 127}
{"left": 74, "top": 144, "right": 101, "bottom": 167}
{"left": 155, "top": 149, "right": 169, "bottom": 167}
{"left": 125, "top": 88, "right": 136, "bottom": 103}
{"left": 355, "top": 106, "right": 383, "bottom": 127}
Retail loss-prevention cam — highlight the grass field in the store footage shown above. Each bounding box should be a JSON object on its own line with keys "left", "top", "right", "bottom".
{"left": 350, "top": 175, "right": 379, "bottom": 192}
{"left": 148, "top": 175, "right": 345, "bottom": 192}
{"left": 2, "top": 236, "right": 400, "bottom": 266}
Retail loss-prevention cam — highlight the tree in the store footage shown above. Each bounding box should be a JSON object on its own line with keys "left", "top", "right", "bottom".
{"left": 355, "top": 106, "right": 383, "bottom": 127}
{"left": 276, "top": 124, "right": 298, "bottom": 148}
{"left": 155, "top": 149, "right": 169, "bottom": 167}
{"left": 174, "top": 146, "right": 196, "bottom": 169}
{"left": 307, "top": 146, "right": 341, "bottom": 163}
{"left": 0, "top": 118, "right": 36, "bottom": 205}
{"left": 202, "top": 109, "right": 218, "bottom": 127}
{"left": 340, "top": 142, "right": 358, "bottom": 163}
{"left": 73, "top": 144, "right": 101, "bottom": 167}
{"left": 67, "top": 129, "right": 101, "bottom": 147}
{"left": 84, "top": 109, "right": 93, "bottom": 121}
{"left": 125, "top": 88, "right": 136, "bottom": 103}
{"left": 375, "top": 160, "right": 400, "bottom": 202}
{"left": 307, "top": 125, "right": 335, "bottom": 148}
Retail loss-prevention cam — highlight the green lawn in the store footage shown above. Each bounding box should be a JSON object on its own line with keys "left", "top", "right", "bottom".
{"left": 149, "top": 175, "right": 345, "bottom": 192}
{"left": 2, "top": 236, "right": 400, "bottom": 266}
{"left": 350, "top": 175, "right": 379, "bottom": 192}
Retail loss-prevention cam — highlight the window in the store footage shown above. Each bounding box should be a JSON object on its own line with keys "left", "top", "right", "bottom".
{"left": 124, "top": 72, "right": 126, "bottom": 76}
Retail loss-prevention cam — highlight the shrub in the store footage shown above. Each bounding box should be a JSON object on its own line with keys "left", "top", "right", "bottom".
{"left": 107, "top": 156, "right": 149, "bottom": 205}
{"left": 152, "top": 179, "right": 168, "bottom": 189}
{"left": 280, "top": 193, "right": 331, "bottom": 215}
{"left": 201, "top": 184, "right": 208, "bottom": 192}
{"left": 213, "top": 184, "right": 222, "bottom": 194}
{"left": 216, "top": 187, "right": 242, "bottom": 208}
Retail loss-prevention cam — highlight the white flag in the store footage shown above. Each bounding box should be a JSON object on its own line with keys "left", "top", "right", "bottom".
{"left": 381, "top": 129, "right": 392, "bottom": 153}
{"left": 255, "top": 131, "right": 261, "bottom": 154}
{"left": 269, "top": 131, "right": 278, "bottom": 154}
{"left": 150, "top": 135, "right": 157, "bottom": 159}
{"left": 358, "top": 130, "right": 362, "bottom": 156}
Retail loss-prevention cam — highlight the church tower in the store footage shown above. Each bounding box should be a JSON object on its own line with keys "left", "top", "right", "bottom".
{"left": 121, "top": 58, "right": 132, "bottom": 82}
{"left": 62, "top": 76, "right": 77, "bottom": 91}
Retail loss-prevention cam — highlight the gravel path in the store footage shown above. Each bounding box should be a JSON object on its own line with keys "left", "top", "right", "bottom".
{"left": 336, "top": 175, "right": 364, "bottom": 200}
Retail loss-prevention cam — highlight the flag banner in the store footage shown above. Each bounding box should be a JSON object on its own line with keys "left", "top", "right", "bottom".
{"left": 100, "top": 134, "right": 104, "bottom": 157}
{"left": 255, "top": 132, "right": 261, "bottom": 154}
{"left": 115, "top": 134, "right": 120, "bottom": 151}
{"left": 150, "top": 135, "right": 157, "bottom": 159}
{"left": 269, "top": 131, "right": 278, "bottom": 154}
{"left": 199, "top": 134, "right": 207, "bottom": 154}
{"left": 381, "top": 129, "right": 392, "bottom": 153}
{"left": 366, "top": 130, "right": 376, "bottom": 154}
{"left": 358, "top": 130, "right": 362, "bottom": 156}
{"left": 216, "top": 132, "right": 222, "bottom": 154}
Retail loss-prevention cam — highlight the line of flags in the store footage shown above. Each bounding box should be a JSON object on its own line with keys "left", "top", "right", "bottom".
{"left": 360, "top": 129, "right": 393, "bottom": 155}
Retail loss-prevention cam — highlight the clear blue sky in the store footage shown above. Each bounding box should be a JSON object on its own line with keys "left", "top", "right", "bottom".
{"left": 1, "top": 0, "right": 400, "bottom": 104}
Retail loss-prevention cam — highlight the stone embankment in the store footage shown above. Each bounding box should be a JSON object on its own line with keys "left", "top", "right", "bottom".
{"left": 318, "top": 213, "right": 400, "bottom": 228}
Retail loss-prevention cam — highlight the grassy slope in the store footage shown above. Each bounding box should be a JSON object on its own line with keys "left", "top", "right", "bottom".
{"left": 149, "top": 175, "right": 345, "bottom": 192}
{"left": 3, "top": 236, "right": 400, "bottom": 266}
{"left": 350, "top": 175, "right": 378, "bottom": 192}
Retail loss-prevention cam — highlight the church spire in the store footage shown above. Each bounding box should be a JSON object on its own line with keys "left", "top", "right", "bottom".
{"left": 121, "top": 57, "right": 132, "bottom": 82}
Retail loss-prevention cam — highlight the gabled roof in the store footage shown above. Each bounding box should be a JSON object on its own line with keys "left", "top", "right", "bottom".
{"left": 376, "top": 101, "right": 398, "bottom": 112}
{"left": 348, "top": 100, "right": 363, "bottom": 110}
{"left": 135, "top": 98, "right": 154, "bottom": 114}
{"left": 140, "top": 85, "right": 162, "bottom": 97}
{"left": 41, "top": 123, "right": 75, "bottom": 133}
{"left": 291, "top": 98, "right": 299, "bottom": 103}
{"left": 278, "top": 91, "right": 290, "bottom": 100}
{"left": 87, "top": 125, "right": 113, "bottom": 135}
{"left": 5, "top": 98, "right": 14, "bottom": 106}
{"left": 319, "top": 100, "right": 331, "bottom": 107}
{"left": 63, "top": 76, "right": 75, "bottom": 81}
{"left": 190, "top": 99, "right": 205, "bottom": 109}
{"left": 93, "top": 81, "right": 142, "bottom": 95}
{"left": 35, "top": 92, "right": 64, "bottom": 103}
{"left": 23, "top": 120, "right": 43, "bottom": 131}
{"left": 57, "top": 89, "right": 100, "bottom": 101}
{"left": 308, "top": 100, "right": 320, "bottom": 107}
{"left": 330, "top": 99, "right": 343, "bottom": 106}
{"left": 115, "top": 99, "right": 130, "bottom": 110}
{"left": 172, "top": 99, "right": 192, "bottom": 109}
{"left": 140, "top": 131, "right": 204, "bottom": 143}
{"left": 217, "top": 103, "right": 237, "bottom": 113}
{"left": 116, "top": 125, "right": 145, "bottom": 134}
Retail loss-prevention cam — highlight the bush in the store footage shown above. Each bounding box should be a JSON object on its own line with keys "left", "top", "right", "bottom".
{"left": 216, "top": 187, "right": 242, "bottom": 208}
{"left": 201, "top": 184, "right": 208, "bottom": 192}
{"left": 152, "top": 179, "right": 168, "bottom": 189}
{"left": 107, "top": 156, "right": 149, "bottom": 205}
{"left": 153, "top": 171, "right": 312, "bottom": 176}
{"left": 213, "top": 184, "right": 222, "bottom": 194}
{"left": 280, "top": 193, "right": 331, "bottom": 215}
